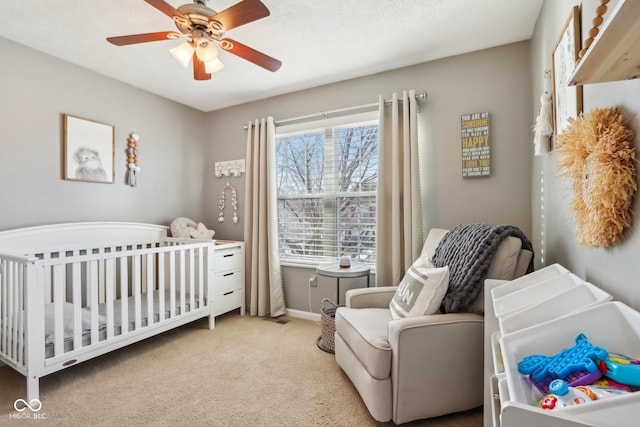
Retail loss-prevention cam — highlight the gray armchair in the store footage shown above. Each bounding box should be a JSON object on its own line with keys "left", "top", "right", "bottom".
{"left": 334, "top": 228, "right": 532, "bottom": 424}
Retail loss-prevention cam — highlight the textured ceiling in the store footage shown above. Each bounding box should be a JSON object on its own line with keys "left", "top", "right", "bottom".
{"left": 0, "top": 0, "right": 543, "bottom": 112}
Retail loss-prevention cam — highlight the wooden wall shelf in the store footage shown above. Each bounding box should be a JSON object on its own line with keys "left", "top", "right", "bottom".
{"left": 569, "top": 0, "right": 640, "bottom": 86}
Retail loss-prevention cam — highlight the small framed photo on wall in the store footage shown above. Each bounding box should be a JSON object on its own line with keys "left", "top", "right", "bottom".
{"left": 551, "top": 5, "right": 583, "bottom": 146}
{"left": 63, "top": 114, "right": 115, "bottom": 183}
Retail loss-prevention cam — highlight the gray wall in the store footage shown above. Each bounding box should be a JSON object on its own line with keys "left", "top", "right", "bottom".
{"left": 0, "top": 37, "right": 207, "bottom": 230}
{"left": 204, "top": 42, "right": 533, "bottom": 313}
{"left": 1, "top": 34, "right": 535, "bottom": 315}
{"left": 530, "top": 0, "right": 640, "bottom": 311}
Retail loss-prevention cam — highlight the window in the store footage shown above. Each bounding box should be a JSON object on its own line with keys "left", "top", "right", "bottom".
{"left": 275, "top": 114, "right": 378, "bottom": 265}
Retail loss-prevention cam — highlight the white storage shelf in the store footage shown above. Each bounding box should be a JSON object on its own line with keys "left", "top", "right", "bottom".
{"left": 569, "top": 0, "right": 640, "bottom": 85}
{"left": 213, "top": 241, "right": 245, "bottom": 317}
{"left": 484, "top": 264, "right": 640, "bottom": 427}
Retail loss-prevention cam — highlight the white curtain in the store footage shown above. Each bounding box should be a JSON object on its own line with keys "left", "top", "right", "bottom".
{"left": 244, "top": 117, "right": 286, "bottom": 317}
{"left": 375, "top": 90, "right": 424, "bottom": 286}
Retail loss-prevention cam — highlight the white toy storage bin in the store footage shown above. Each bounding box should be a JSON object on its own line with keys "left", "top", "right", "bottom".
{"left": 500, "top": 302, "right": 640, "bottom": 427}
{"left": 493, "top": 272, "right": 580, "bottom": 318}
{"left": 491, "top": 263, "right": 568, "bottom": 301}
{"left": 498, "top": 281, "right": 612, "bottom": 335}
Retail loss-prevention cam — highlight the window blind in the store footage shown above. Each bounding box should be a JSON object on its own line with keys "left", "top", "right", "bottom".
{"left": 276, "top": 117, "right": 378, "bottom": 265}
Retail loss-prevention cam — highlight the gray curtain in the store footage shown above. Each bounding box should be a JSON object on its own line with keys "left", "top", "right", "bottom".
{"left": 375, "top": 90, "right": 424, "bottom": 286}
{"left": 244, "top": 117, "right": 286, "bottom": 317}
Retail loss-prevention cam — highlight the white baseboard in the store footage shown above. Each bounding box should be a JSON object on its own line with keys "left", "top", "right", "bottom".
{"left": 286, "top": 308, "right": 320, "bottom": 323}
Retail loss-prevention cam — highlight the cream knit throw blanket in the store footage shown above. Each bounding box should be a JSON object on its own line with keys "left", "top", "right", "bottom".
{"left": 432, "top": 224, "right": 534, "bottom": 313}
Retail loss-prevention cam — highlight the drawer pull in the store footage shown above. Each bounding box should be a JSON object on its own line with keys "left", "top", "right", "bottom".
{"left": 223, "top": 254, "right": 234, "bottom": 257}
{"left": 223, "top": 272, "right": 234, "bottom": 277}
{"left": 223, "top": 291, "right": 234, "bottom": 296}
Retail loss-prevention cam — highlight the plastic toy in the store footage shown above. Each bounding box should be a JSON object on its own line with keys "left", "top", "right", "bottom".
{"left": 538, "top": 378, "right": 630, "bottom": 410}
{"left": 518, "top": 334, "right": 608, "bottom": 393}
{"left": 531, "top": 369, "right": 601, "bottom": 395}
{"left": 539, "top": 379, "right": 595, "bottom": 410}
{"left": 591, "top": 377, "right": 632, "bottom": 392}
{"left": 602, "top": 353, "right": 640, "bottom": 387}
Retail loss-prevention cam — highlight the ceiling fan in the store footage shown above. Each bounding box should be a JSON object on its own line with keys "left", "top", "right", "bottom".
{"left": 107, "top": 0, "right": 282, "bottom": 80}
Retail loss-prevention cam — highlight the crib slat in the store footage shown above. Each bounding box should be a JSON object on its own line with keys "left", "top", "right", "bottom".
{"left": 6, "top": 263, "right": 14, "bottom": 359}
{"left": 98, "top": 250, "right": 106, "bottom": 303}
{"left": 1, "top": 260, "right": 8, "bottom": 356}
{"left": 1, "top": 261, "right": 8, "bottom": 356}
{"left": 189, "top": 247, "right": 195, "bottom": 312}
{"left": 52, "top": 264, "right": 65, "bottom": 357}
{"left": 12, "top": 264, "right": 21, "bottom": 360}
{"left": 11, "top": 266, "right": 18, "bottom": 360}
{"left": 72, "top": 262, "right": 83, "bottom": 349}
{"left": 42, "top": 253, "right": 52, "bottom": 303}
{"left": 146, "top": 254, "right": 154, "bottom": 325}
{"left": 158, "top": 253, "right": 165, "bottom": 321}
{"left": 179, "top": 249, "right": 186, "bottom": 315}
{"left": 119, "top": 257, "right": 128, "bottom": 335}
{"left": 17, "top": 263, "right": 25, "bottom": 364}
{"left": 197, "top": 247, "right": 204, "bottom": 309}
{"left": 169, "top": 251, "right": 176, "bottom": 319}
{"left": 89, "top": 260, "right": 100, "bottom": 344}
{"left": 133, "top": 255, "right": 142, "bottom": 330}
{"left": 105, "top": 258, "right": 115, "bottom": 339}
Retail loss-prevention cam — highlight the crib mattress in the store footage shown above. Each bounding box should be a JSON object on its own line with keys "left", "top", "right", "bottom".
{"left": 44, "top": 290, "right": 203, "bottom": 358}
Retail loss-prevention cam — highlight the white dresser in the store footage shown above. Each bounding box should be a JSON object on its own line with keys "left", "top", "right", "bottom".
{"left": 212, "top": 241, "right": 245, "bottom": 316}
{"left": 484, "top": 265, "right": 640, "bottom": 427}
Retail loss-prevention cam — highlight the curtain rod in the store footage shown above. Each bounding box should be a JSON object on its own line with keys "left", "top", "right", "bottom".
{"left": 243, "top": 91, "right": 427, "bottom": 130}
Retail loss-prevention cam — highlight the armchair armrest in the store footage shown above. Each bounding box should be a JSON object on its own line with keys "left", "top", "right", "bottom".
{"left": 345, "top": 287, "right": 397, "bottom": 308}
{"left": 387, "top": 312, "right": 484, "bottom": 423}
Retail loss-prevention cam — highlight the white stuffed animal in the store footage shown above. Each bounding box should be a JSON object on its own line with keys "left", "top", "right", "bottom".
{"left": 188, "top": 223, "right": 215, "bottom": 240}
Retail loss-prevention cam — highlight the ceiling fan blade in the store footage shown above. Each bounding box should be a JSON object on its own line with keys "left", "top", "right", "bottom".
{"left": 193, "top": 53, "right": 211, "bottom": 80}
{"left": 144, "top": 0, "right": 186, "bottom": 20}
{"left": 107, "top": 31, "right": 179, "bottom": 46}
{"left": 220, "top": 38, "right": 282, "bottom": 72}
{"left": 209, "top": 0, "right": 270, "bottom": 31}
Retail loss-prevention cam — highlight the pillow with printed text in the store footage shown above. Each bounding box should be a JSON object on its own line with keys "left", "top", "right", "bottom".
{"left": 389, "top": 259, "right": 449, "bottom": 320}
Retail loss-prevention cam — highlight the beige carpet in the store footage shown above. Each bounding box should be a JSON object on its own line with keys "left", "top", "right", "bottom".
{"left": 0, "top": 314, "right": 481, "bottom": 426}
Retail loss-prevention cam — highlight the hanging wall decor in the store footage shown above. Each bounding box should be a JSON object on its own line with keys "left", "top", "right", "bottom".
{"left": 533, "top": 70, "right": 554, "bottom": 156}
{"left": 551, "top": 6, "right": 583, "bottom": 142}
{"left": 215, "top": 159, "right": 245, "bottom": 177}
{"left": 461, "top": 112, "right": 490, "bottom": 177}
{"left": 218, "top": 181, "right": 238, "bottom": 223}
{"left": 578, "top": 0, "right": 611, "bottom": 60}
{"left": 555, "top": 107, "right": 636, "bottom": 248}
{"left": 63, "top": 114, "right": 115, "bottom": 184}
{"left": 126, "top": 132, "right": 140, "bottom": 187}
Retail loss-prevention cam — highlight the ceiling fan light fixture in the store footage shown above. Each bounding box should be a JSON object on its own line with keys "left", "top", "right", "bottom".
{"left": 205, "top": 57, "right": 225, "bottom": 73}
{"left": 170, "top": 41, "right": 195, "bottom": 67}
{"left": 196, "top": 40, "right": 219, "bottom": 63}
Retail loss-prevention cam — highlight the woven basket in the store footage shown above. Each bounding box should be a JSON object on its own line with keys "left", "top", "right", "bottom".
{"left": 318, "top": 298, "right": 341, "bottom": 353}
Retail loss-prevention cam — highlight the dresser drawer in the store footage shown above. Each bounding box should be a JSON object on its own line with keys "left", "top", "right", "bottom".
{"left": 215, "top": 270, "right": 244, "bottom": 294}
{"left": 214, "top": 288, "right": 243, "bottom": 316}
{"left": 213, "top": 250, "right": 243, "bottom": 273}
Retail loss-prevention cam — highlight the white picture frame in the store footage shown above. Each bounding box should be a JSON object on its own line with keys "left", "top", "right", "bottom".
{"left": 63, "top": 114, "right": 115, "bottom": 183}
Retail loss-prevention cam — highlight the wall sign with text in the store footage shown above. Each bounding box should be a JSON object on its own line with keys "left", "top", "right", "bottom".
{"left": 461, "top": 112, "right": 490, "bottom": 178}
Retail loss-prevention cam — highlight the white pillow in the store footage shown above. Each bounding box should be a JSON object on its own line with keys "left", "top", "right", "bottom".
{"left": 188, "top": 222, "right": 215, "bottom": 239}
{"left": 389, "top": 259, "right": 449, "bottom": 320}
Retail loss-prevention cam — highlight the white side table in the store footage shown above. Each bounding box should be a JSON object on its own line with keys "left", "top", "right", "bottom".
{"left": 316, "top": 261, "right": 371, "bottom": 304}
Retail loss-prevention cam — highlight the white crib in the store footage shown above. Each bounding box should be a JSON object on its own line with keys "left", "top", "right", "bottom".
{"left": 0, "top": 222, "right": 217, "bottom": 402}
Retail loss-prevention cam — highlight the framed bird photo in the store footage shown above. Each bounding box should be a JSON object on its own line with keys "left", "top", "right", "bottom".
{"left": 63, "top": 114, "right": 115, "bottom": 183}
